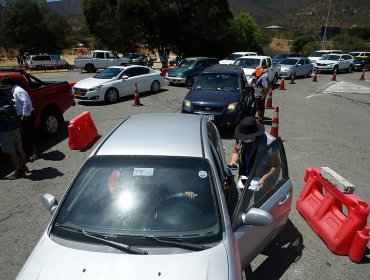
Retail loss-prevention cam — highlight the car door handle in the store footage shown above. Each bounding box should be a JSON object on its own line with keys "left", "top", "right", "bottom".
{"left": 278, "top": 193, "right": 291, "bottom": 206}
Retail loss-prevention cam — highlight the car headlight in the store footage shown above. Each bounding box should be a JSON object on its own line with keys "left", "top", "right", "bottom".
{"left": 88, "top": 85, "right": 103, "bottom": 92}
{"left": 183, "top": 99, "right": 191, "bottom": 109}
{"left": 227, "top": 102, "right": 237, "bottom": 112}
{"left": 177, "top": 73, "right": 183, "bottom": 78}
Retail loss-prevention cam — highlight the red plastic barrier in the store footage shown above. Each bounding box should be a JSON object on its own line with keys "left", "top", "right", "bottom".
{"left": 161, "top": 67, "right": 172, "bottom": 77}
{"left": 68, "top": 111, "right": 98, "bottom": 150}
{"left": 296, "top": 167, "right": 369, "bottom": 261}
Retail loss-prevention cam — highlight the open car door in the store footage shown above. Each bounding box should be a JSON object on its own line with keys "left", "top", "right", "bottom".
{"left": 232, "top": 137, "right": 293, "bottom": 268}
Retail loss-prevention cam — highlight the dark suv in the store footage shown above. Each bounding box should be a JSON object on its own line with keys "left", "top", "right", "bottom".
{"left": 165, "top": 57, "right": 219, "bottom": 86}
{"left": 182, "top": 65, "right": 253, "bottom": 127}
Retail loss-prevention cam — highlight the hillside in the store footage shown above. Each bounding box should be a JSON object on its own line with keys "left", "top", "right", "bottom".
{"left": 48, "top": 0, "right": 370, "bottom": 29}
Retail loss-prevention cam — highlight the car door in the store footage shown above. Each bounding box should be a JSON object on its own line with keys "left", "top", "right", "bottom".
{"left": 296, "top": 59, "right": 305, "bottom": 77}
{"left": 93, "top": 52, "right": 106, "bottom": 69}
{"left": 134, "top": 67, "right": 151, "bottom": 92}
{"left": 117, "top": 68, "right": 136, "bottom": 97}
{"left": 106, "top": 52, "right": 117, "bottom": 67}
{"left": 232, "top": 138, "right": 293, "bottom": 267}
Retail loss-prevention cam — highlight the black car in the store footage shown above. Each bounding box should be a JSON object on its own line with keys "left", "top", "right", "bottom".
{"left": 123, "top": 53, "right": 148, "bottom": 65}
{"left": 182, "top": 65, "right": 253, "bottom": 127}
{"left": 353, "top": 56, "right": 370, "bottom": 72}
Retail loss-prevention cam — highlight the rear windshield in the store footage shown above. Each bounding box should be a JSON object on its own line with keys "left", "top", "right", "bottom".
{"left": 233, "top": 58, "right": 260, "bottom": 68}
{"left": 225, "top": 54, "right": 242, "bottom": 60}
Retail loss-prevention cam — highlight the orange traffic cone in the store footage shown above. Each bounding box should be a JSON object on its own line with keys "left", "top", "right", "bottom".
{"left": 265, "top": 84, "right": 273, "bottom": 109}
{"left": 270, "top": 106, "right": 279, "bottom": 138}
{"left": 289, "top": 72, "right": 296, "bottom": 84}
{"left": 279, "top": 77, "right": 285, "bottom": 90}
{"left": 312, "top": 68, "right": 318, "bottom": 82}
{"left": 359, "top": 69, "right": 365, "bottom": 81}
{"left": 331, "top": 69, "right": 337, "bottom": 81}
{"left": 132, "top": 83, "right": 142, "bottom": 107}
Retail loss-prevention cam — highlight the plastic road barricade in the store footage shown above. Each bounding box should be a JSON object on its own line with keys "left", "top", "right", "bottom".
{"left": 68, "top": 111, "right": 98, "bottom": 150}
{"left": 296, "top": 167, "right": 369, "bottom": 262}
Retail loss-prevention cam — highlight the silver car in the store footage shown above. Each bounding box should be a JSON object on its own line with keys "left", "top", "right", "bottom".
{"left": 279, "top": 57, "right": 314, "bottom": 79}
{"left": 16, "top": 113, "right": 293, "bottom": 280}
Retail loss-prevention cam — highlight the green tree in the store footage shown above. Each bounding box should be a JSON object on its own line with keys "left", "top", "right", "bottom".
{"left": 0, "top": 0, "right": 71, "bottom": 53}
{"left": 291, "top": 35, "right": 316, "bottom": 54}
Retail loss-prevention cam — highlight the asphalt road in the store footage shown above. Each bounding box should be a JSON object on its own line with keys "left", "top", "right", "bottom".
{"left": 1, "top": 69, "right": 369, "bottom": 279}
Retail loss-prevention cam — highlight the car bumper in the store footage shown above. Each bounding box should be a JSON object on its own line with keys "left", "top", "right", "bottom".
{"left": 353, "top": 64, "right": 364, "bottom": 71}
{"left": 182, "top": 107, "right": 238, "bottom": 126}
{"left": 165, "top": 75, "right": 186, "bottom": 84}
{"left": 315, "top": 65, "right": 335, "bottom": 71}
{"left": 279, "top": 70, "right": 293, "bottom": 78}
{"left": 74, "top": 90, "right": 104, "bottom": 102}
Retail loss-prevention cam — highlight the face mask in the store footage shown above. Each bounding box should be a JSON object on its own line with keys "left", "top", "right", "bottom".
{"left": 243, "top": 139, "right": 252, "bottom": 144}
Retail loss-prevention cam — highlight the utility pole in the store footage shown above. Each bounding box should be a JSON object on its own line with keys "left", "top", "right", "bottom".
{"left": 321, "top": 0, "right": 332, "bottom": 50}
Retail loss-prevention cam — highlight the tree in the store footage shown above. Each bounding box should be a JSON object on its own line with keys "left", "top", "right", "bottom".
{"left": 291, "top": 35, "right": 316, "bottom": 54}
{"left": 0, "top": 0, "right": 71, "bottom": 54}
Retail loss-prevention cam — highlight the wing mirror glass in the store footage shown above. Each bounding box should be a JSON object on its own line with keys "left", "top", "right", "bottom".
{"left": 42, "top": 193, "right": 58, "bottom": 215}
{"left": 241, "top": 208, "right": 273, "bottom": 226}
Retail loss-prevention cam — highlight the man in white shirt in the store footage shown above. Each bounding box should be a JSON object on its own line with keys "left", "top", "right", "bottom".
{"left": 1, "top": 77, "right": 41, "bottom": 161}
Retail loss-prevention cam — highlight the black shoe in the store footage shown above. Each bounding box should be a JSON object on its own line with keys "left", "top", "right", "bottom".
{"left": 8, "top": 169, "right": 26, "bottom": 180}
{"left": 22, "top": 164, "right": 31, "bottom": 174}
{"left": 30, "top": 153, "right": 41, "bottom": 162}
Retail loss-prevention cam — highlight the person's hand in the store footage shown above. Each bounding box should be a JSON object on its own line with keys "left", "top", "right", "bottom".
{"left": 185, "top": 191, "right": 198, "bottom": 200}
{"left": 257, "top": 177, "right": 265, "bottom": 188}
{"left": 228, "top": 162, "right": 238, "bottom": 168}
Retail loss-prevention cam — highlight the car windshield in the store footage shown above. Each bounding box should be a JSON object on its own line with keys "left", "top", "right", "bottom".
{"left": 274, "top": 54, "right": 288, "bottom": 59}
{"left": 177, "top": 59, "right": 196, "bottom": 68}
{"left": 225, "top": 54, "right": 242, "bottom": 60}
{"left": 349, "top": 52, "right": 361, "bottom": 57}
{"left": 279, "top": 58, "right": 298, "bottom": 65}
{"left": 52, "top": 156, "right": 222, "bottom": 242}
{"left": 233, "top": 58, "right": 260, "bottom": 68}
{"left": 310, "top": 51, "right": 326, "bottom": 58}
{"left": 322, "top": 55, "right": 340, "bottom": 61}
{"left": 194, "top": 73, "right": 240, "bottom": 92}
{"left": 95, "top": 68, "right": 123, "bottom": 79}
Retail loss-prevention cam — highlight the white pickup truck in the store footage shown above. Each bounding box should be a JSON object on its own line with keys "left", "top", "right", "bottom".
{"left": 233, "top": 55, "right": 281, "bottom": 86}
{"left": 74, "top": 50, "right": 131, "bottom": 73}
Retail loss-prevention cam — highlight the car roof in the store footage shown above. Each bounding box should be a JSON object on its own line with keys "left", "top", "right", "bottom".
{"left": 201, "top": 64, "right": 241, "bottom": 74}
{"left": 94, "top": 113, "right": 205, "bottom": 157}
{"left": 184, "top": 57, "right": 218, "bottom": 60}
{"left": 238, "top": 55, "right": 269, "bottom": 60}
{"left": 233, "top": 52, "right": 257, "bottom": 55}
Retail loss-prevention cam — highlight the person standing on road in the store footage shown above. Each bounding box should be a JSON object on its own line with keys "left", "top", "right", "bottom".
{"left": 0, "top": 86, "right": 29, "bottom": 179}
{"left": 1, "top": 77, "right": 41, "bottom": 161}
{"left": 251, "top": 66, "right": 269, "bottom": 123}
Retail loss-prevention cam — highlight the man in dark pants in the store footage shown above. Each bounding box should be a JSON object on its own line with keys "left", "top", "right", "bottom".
{"left": 1, "top": 77, "right": 41, "bottom": 161}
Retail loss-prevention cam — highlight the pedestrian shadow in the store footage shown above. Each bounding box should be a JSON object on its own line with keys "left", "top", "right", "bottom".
{"left": 25, "top": 167, "right": 64, "bottom": 181}
{"left": 40, "top": 150, "right": 65, "bottom": 161}
{"left": 245, "top": 219, "right": 305, "bottom": 279}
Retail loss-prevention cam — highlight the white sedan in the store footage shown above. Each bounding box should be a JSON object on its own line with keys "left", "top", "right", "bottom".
{"left": 73, "top": 65, "right": 164, "bottom": 104}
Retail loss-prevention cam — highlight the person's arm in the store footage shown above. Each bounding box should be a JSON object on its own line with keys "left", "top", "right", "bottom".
{"left": 257, "top": 152, "right": 281, "bottom": 187}
{"left": 229, "top": 142, "right": 239, "bottom": 167}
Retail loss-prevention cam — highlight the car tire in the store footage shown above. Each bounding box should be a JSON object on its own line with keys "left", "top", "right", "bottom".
{"left": 105, "top": 88, "right": 119, "bottom": 104}
{"left": 346, "top": 64, "right": 352, "bottom": 73}
{"left": 272, "top": 74, "right": 278, "bottom": 87}
{"left": 151, "top": 80, "right": 161, "bottom": 93}
{"left": 185, "top": 76, "right": 194, "bottom": 87}
{"left": 307, "top": 70, "right": 312, "bottom": 78}
{"left": 41, "top": 108, "right": 63, "bottom": 137}
{"left": 85, "top": 64, "right": 96, "bottom": 73}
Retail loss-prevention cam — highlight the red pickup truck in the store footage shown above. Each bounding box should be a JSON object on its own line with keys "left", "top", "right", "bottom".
{"left": 0, "top": 69, "right": 75, "bottom": 137}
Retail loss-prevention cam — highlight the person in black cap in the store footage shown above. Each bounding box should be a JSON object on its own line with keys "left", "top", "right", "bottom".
{"left": 229, "top": 116, "right": 279, "bottom": 189}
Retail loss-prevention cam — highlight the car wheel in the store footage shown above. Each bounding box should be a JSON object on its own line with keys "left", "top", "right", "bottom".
{"left": 151, "top": 80, "right": 161, "bottom": 93}
{"left": 346, "top": 64, "right": 352, "bottom": 73}
{"left": 41, "top": 108, "right": 62, "bottom": 137}
{"left": 307, "top": 70, "right": 312, "bottom": 78}
{"left": 105, "top": 88, "right": 119, "bottom": 104}
{"left": 185, "top": 76, "right": 194, "bottom": 87}
{"left": 85, "top": 64, "right": 96, "bottom": 73}
{"left": 272, "top": 74, "right": 278, "bottom": 86}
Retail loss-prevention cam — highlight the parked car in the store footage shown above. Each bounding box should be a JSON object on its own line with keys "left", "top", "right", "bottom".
{"left": 0, "top": 69, "right": 75, "bottom": 137}
{"left": 165, "top": 57, "right": 219, "bottom": 86}
{"left": 123, "top": 53, "right": 148, "bottom": 65}
{"left": 16, "top": 113, "right": 293, "bottom": 280}
{"left": 73, "top": 65, "right": 163, "bottom": 104}
{"left": 315, "top": 53, "right": 354, "bottom": 73}
{"left": 308, "top": 50, "right": 343, "bottom": 67}
{"left": 182, "top": 65, "right": 253, "bottom": 127}
{"left": 349, "top": 51, "right": 370, "bottom": 58}
{"left": 25, "top": 54, "right": 69, "bottom": 70}
{"left": 352, "top": 56, "right": 370, "bottom": 72}
{"left": 74, "top": 50, "right": 132, "bottom": 73}
{"left": 278, "top": 57, "right": 313, "bottom": 79}
{"left": 219, "top": 52, "right": 258, "bottom": 65}
{"left": 233, "top": 55, "right": 280, "bottom": 86}
{"left": 272, "top": 52, "right": 301, "bottom": 65}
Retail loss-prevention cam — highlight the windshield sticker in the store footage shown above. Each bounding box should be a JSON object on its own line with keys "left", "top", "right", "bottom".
{"left": 133, "top": 168, "right": 154, "bottom": 176}
{"left": 198, "top": 171, "right": 207, "bottom": 178}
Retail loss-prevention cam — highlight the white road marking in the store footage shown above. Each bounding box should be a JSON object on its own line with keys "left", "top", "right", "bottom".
{"left": 307, "top": 81, "right": 370, "bottom": 98}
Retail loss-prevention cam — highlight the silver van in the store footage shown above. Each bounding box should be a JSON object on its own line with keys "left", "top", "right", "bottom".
{"left": 26, "top": 54, "right": 68, "bottom": 70}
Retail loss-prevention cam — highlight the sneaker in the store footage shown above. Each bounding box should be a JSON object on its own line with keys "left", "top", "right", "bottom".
{"left": 22, "top": 164, "right": 31, "bottom": 174}
{"left": 8, "top": 169, "right": 26, "bottom": 180}
{"left": 29, "top": 153, "right": 41, "bottom": 162}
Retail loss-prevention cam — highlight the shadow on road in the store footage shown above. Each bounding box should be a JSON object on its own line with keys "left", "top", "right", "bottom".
{"left": 246, "top": 219, "right": 305, "bottom": 279}
{"left": 25, "top": 167, "right": 64, "bottom": 181}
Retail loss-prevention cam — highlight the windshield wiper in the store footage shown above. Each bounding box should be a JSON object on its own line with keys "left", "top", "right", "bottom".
{"left": 82, "top": 230, "right": 148, "bottom": 255}
{"left": 144, "top": 236, "right": 209, "bottom": 251}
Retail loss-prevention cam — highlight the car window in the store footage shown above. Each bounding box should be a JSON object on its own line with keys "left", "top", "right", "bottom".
{"left": 106, "top": 53, "right": 115, "bottom": 59}
{"left": 135, "top": 67, "right": 149, "bottom": 76}
{"left": 207, "top": 121, "right": 226, "bottom": 165}
{"left": 95, "top": 52, "right": 105, "bottom": 59}
{"left": 95, "top": 68, "right": 123, "bottom": 79}
{"left": 52, "top": 156, "right": 223, "bottom": 242}
{"left": 195, "top": 60, "right": 207, "bottom": 68}
{"left": 123, "top": 68, "right": 136, "bottom": 77}
{"left": 177, "top": 59, "right": 196, "bottom": 68}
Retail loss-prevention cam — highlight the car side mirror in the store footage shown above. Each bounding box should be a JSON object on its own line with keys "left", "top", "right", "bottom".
{"left": 42, "top": 193, "right": 58, "bottom": 215}
{"left": 241, "top": 208, "right": 273, "bottom": 226}
{"left": 121, "top": 75, "right": 129, "bottom": 80}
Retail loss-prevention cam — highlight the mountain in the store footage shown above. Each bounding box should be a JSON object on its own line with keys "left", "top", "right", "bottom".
{"left": 48, "top": 0, "right": 370, "bottom": 29}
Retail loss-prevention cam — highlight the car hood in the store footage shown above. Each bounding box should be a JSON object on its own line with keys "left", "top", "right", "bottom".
{"left": 74, "top": 77, "right": 113, "bottom": 89}
{"left": 186, "top": 89, "right": 240, "bottom": 105}
{"left": 167, "top": 67, "right": 190, "bottom": 75}
{"left": 280, "top": 65, "right": 294, "bottom": 71}
{"left": 219, "top": 59, "right": 234, "bottom": 65}
{"left": 17, "top": 234, "right": 229, "bottom": 280}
